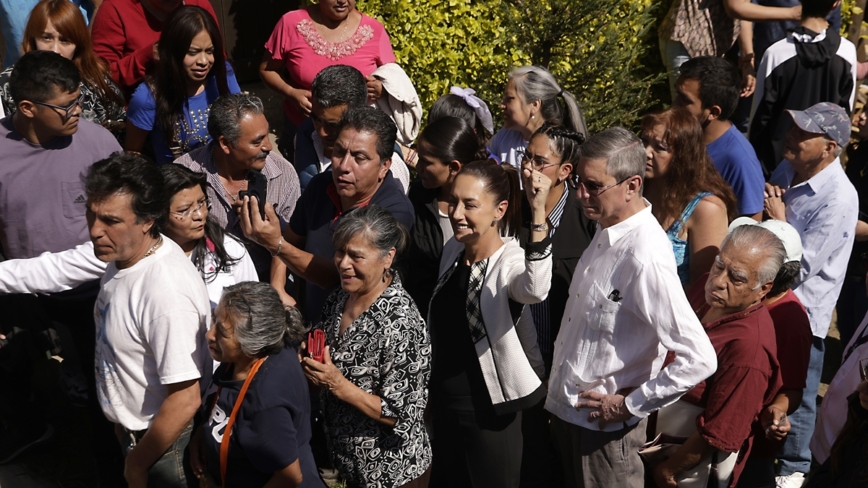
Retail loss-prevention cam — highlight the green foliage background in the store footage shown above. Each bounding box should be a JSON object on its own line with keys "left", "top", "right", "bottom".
{"left": 351, "top": 0, "right": 855, "bottom": 135}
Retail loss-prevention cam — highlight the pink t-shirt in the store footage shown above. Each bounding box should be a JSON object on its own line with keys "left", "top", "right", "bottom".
{"left": 264, "top": 8, "right": 396, "bottom": 126}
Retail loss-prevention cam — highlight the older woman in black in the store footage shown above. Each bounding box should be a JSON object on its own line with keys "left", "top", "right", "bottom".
{"left": 302, "top": 205, "right": 431, "bottom": 488}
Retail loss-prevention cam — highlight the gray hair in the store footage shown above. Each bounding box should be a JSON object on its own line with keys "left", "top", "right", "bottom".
{"left": 721, "top": 226, "right": 786, "bottom": 289}
{"left": 509, "top": 65, "right": 588, "bottom": 138}
{"left": 332, "top": 205, "right": 409, "bottom": 261}
{"left": 207, "top": 93, "right": 266, "bottom": 146}
{"left": 220, "top": 281, "right": 306, "bottom": 357}
{"left": 312, "top": 65, "right": 368, "bottom": 109}
{"left": 580, "top": 126, "right": 646, "bottom": 184}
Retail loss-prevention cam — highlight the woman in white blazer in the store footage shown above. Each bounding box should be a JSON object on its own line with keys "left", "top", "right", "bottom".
{"left": 427, "top": 158, "right": 553, "bottom": 488}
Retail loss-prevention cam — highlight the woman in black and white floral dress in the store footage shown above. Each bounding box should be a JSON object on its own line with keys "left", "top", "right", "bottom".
{"left": 301, "top": 205, "right": 432, "bottom": 488}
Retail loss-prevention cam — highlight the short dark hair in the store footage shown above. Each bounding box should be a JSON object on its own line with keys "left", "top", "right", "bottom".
{"left": 677, "top": 56, "right": 740, "bottom": 120}
{"left": 338, "top": 106, "right": 397, "bottom": 162}
{"left": 311, "top": 65, "right": 368, "bottom": 109}
{"left": 769, "top": 260, "right": 802, "bottom": 297}
{"left": 801, "top": 0, "right": 838, "bottom": 19}
{"left": 208, "top": 93, "right": 266, "bottom": 145}
{"left": 9, "top": 50, "right": 80, "bottom": 105}
{"left": 85, "top": 153, "right": 168, "bottom": 238}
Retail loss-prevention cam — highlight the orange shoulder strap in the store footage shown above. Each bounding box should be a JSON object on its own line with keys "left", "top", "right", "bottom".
{"left": 219, "top": 357, "right": 266, "bottom": 488}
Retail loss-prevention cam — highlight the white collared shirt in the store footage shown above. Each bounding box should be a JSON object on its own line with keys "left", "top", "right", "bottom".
{"left": 545, "top": 202, "right": 717, "bottom": 432}
{"left": 770, "top": 158, "right": 858, "bottom": 338}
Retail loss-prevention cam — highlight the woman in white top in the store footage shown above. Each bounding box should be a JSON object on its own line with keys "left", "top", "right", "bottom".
{"left": 488, "top": 65, "right": 588, "bottom": 170}
{"left": 427, "top": 159, "right": 553, "bottom": 487}
{"left": 160, "top": 164, "right": 257, "bottom": 307}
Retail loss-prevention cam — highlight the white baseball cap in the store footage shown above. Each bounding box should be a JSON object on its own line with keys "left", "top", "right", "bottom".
{"left": 728, "top": 217, "right": 803, "bottom": 263}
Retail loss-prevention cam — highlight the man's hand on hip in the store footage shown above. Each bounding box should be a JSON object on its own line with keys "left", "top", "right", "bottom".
{"left": 575, "top": 392, "right": 632, "bottom": 428}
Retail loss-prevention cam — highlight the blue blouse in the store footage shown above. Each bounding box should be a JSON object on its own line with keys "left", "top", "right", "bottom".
{"left": 127, "top": 62, "right": 240, "bottom": 164}
{"left": 667, "top": 192, "right": 712, "bottom": 284}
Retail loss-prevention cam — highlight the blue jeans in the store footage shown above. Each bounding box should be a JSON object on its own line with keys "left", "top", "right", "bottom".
{"left": 123, "top": 421, "right": 195, "bottom": 488}
{"left": 658, "top": 38, "right": 692, "bottom": 103}
{"left": 777, "top": 336, "right": 824, "bottom": 476}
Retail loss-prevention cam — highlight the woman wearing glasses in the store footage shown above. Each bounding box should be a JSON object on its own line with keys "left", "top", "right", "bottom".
{"left": 0, "top": 0, "right": 125, "bottom": 134}
{"left": 488, "top": 65, "right": 588, "bottom": 170}
{"left": 640, "top": 106, "right": 736, "bottom": 288}
{"left": 124, "top": 6, "right": 240, "bottom": 163}
{"left": 406, "top": 116, "right": 488, "bottom": 317}
{"left": 514, "top": 123, "right": 595, "bottom": 487}
{"left": 427, "top": 159, "right": 552, "bottom": 488}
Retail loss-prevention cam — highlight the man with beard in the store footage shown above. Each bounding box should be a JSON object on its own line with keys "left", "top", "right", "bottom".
{"left": 673, "top": 56, "right": 765, "bottom": 220}
{"left": 174, "top": 93, "right": 300, "bottom": 302}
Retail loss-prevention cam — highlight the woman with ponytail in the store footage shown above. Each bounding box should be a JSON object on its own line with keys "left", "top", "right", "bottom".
{"left": 190, "top": 281, "right": 325, "bottom": 488}
{"left": 427, "top": 158, "right": 553, "bottom": 488}
{"left": 489, "top": 65, "right": 588, "bottom": 170}
{"left": 406, "top": 116, "right": 489, "bottom": 316}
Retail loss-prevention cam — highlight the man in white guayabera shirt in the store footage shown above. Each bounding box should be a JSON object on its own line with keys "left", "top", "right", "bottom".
{"left": 545, "top": 127, "right": 718, "bottom": 487}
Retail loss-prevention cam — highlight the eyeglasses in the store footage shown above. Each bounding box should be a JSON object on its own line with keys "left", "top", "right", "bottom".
{"left": 571, "top": 175, "right": 631, "bottom": 196}
{"left": 170, "top": 199, "right": 208, "bottom": 220}
{"left": 32, "top": 92, "right": 85, "bottom": 120}
{"left": 518, "top": 149, "right": 560, "bottom": 171}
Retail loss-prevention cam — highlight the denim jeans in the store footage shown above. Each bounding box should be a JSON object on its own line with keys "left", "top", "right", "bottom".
{"left": 658, "top": 38, "right": 692, "bottom": 103}
{"left": 777, "top": 336, "right": 825, "bottom": 476}
{"left": 123, "top": 421, "right": 195, "bottom": 488}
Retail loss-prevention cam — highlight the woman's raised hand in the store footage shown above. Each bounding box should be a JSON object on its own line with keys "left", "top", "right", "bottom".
{"left": 522, "top": 167, "right": 551, "bottom": 215}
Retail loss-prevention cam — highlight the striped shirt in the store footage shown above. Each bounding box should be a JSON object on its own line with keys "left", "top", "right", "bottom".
{"left": 530, "top": 182, "right": 569, "bottom": 356}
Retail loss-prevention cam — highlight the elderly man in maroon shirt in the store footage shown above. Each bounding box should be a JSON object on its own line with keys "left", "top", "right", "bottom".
{"left": 652, "top": 224, "right": 785, "bottom": 488}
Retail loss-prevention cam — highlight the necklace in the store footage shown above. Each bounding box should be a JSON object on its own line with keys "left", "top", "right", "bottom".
{"left": 226, "top": 180, "right": 248, "bottom": 203}
{"left": 143, "top": 237, "right": 163, "bottom": 259}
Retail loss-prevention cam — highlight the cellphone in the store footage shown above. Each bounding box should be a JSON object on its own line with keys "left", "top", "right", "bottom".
{"left": 238, "top": 170, "right": 268, "bottom": 220}
{"left": 308, "top": 330, "right": 325, "bottom": 363}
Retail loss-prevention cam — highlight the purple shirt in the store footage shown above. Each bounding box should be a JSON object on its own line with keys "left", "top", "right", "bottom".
{"left": 0, "top": 117, "right": 121, "bottom": 259}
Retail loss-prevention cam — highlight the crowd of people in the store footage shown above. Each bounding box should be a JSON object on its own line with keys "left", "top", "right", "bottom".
{"left": 0, "top": 0, "right": 866, "bottom": 487}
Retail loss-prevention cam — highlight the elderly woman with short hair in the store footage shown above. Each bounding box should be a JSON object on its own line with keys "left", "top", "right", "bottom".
{"left": 301, "top": 205, "right": 432, "bottom": 488}
{"left": 190, "top": 281, "right": 325, "bottom": 488}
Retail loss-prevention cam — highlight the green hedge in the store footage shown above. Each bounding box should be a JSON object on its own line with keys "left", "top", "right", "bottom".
{"left": 352, "top": 0, "right": 855, "bottom": 135}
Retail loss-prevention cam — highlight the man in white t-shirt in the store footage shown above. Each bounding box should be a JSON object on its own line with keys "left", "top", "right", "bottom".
{"left": 84, "top": 153, "right": 210, "bottom": 488}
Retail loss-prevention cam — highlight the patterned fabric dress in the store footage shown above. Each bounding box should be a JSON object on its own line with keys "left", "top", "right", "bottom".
{"left": 316, "top": 275, "right": 432, "bottom": 488}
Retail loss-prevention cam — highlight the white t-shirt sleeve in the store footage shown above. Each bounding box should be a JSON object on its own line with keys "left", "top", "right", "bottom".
{"left": 142, "top": 310, "right": 206, "bottom": 385}
{"left": 0, "top": 241, "right": 106, "bottom": 294}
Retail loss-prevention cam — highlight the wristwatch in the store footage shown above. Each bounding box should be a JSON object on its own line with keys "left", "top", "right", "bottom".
{"left": 530, "top": 222, "right": 548, "bottom": 233}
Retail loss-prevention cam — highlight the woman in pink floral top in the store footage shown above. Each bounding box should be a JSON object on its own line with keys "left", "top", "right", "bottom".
{"left": 260, "top": 0, "right": 395, "bottom": 156}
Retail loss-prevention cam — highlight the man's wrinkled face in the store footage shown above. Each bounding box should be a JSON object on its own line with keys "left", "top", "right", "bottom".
{"left": 705, "top": 243, "right": 769, "bottom": 315}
